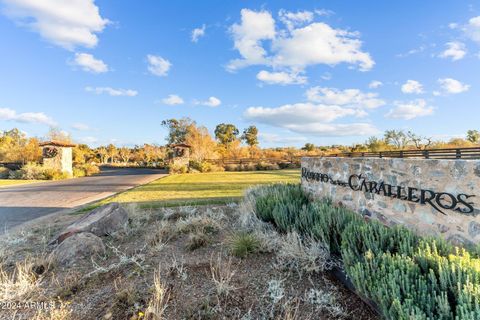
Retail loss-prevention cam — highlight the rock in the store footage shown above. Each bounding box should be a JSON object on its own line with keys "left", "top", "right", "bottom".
{"left": 52, "top": 202, "right": 128, "bottom": 245}
{"left": 447, "top": 234, "right": 474, "bottom": 248}
{"left": 52, "top": 232, "right": 105, "bottom": 267}
{"left": 468, "top": 221, "right": 480, "bottom": 237}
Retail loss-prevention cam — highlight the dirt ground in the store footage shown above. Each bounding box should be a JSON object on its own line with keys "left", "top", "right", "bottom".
{"left": 0, "top": 204, "right": 379, "bottom": 320}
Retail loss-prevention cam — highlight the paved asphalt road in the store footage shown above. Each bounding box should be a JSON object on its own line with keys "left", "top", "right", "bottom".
{"left": 0, "top": 167, "right": 167, "bottom": 231}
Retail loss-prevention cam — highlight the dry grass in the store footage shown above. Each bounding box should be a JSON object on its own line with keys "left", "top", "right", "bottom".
{"left": 276, "top": 231, "right": 335, "bottom": 276}
{"left": 0, "top": 259, "right": 39, "bottom": 301}
{"left": 210, "top": 254, "right": 236, "bottom": 298}
{"left": 32, "top": 301, "right": 73, "bottom": 320}
{"left": 145, "top": 266, "right": 169, "bottom": 320}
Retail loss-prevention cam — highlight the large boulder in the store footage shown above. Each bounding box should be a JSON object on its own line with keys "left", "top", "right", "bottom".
{"left": 52, "top": 232, "right": 105, "bottom": 267}
{"left": 52, "top": 202, "right": 128, "bottom": 245}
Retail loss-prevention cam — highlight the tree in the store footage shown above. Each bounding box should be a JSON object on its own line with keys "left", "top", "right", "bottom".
{"left": 185, "top": 124, "right": 217, "bottom": 161}
{"left": 302, "top": 143, "right": 315, "bottom": 152}
{"left": 118, "top": 147, "right": 131, "bottom": 163}
{"left": 406, "top": 131, "right": 432, "bottom": 150}
{"left": 214, "top": 123, "right": 239, "bottom": 145}
{"left": 365, "top": 136, "right": 388, "bottom": 152}
{"left": 467, "top": 130, "right": 480, "bottom": 144}
{"left": 97, "top": 147, "right": 108, "bottom": 164}
{"left": 384, "top": 130, "right": 409, "bottom": 149}
{"left": 161, "top": 118, "right": 195, "bottom": 144}
{"left": 73, "top": 144, "right": 94, "bottom": 164}
{"left": 241, "top": 126, "right": 258, "bottom": 147}
{"left": 107, "top": 144, "right": 118, "bottom": 163}
{"left": 46, "top": 127, "right": 71, "bottom": 143}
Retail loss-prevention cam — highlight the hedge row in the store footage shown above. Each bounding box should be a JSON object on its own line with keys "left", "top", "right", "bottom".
{"left": 249, "top": 184, "right": 480, "bottom": 319}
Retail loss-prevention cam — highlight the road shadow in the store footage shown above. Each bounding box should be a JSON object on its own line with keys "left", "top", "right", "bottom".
{"left": 0, "top": 206, "right": 67, "bottom": 234}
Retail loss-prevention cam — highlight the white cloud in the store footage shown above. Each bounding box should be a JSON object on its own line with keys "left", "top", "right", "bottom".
{"left": 439, "top": 42, "right": 466, "bottom": 61}
{"left": 244, "top": 102, "right": 377, "bottom": 136}
{"left": 85, "top": 86, "right": 138, "bottom": 97}
{"left": 258, "top": 132, "right": 307, "bottom": 144}
{"left": 245, "top": 103, "right": 360, "bottom": 124}
{"left": 77, "top": 136, "right": 98, "bottom": 144}
{"left": 2, "top": 0, "right": 109, "bottom": 50}
{"left": 228, "top": 9, "right": 276, "bottom": 70}
{"left": 73, "top": 53, "right": 108, "bottom": 73}
{"left": 278, "top": 9, "right": 314, "bottom": 30}
{"left": 368, "top": 80, "right": 383, "bottom": 89}
{"left": 191, "top": 24, "right": 206, "bottom": 42}
{"left": 464, "top": 16, "right": 480, "bottom": 43}
{"left": 147, "top": 55, "right": 171, "bottom": 76}
{"left": 227, "top": 8, "right": 374, "bottom": 79}
{"left": 161, "top": 94, "right": 184, "bottom": 105}
{"left": 306, "top": 87, "right": 385, "bottom": 109}
{"left": 71, "top": 123, "right": 90, "bottom": 131}
{"left": 401, "top": 80, "right": 424, "bottom": 94}
{"left": 256, "top": 70, "right": 307, "bottom": 85}
{"left": 272, "top": 23, "right": 374, "bottom": 71}
{"left": 0, "top": 107, "right": 56, "bottom": 126}
{"left": 195, "top": 96, "right": 221, "bottom": 107}
{"left": 385, "top": 99, "right": 434, "bottom": 120}
{"left": 437, "top": 78, "right": 470, "bottom": 94}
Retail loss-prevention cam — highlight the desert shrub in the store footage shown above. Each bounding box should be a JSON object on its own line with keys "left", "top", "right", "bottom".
{"left": 0, "top": 167, "right": 10, "bottom": 178}
{"left": 227, "top": 232, "right": 260, "bottom": 257}
{"left": 43, "top": 168, "right": 69, "bottom": 180}
{"left": 10, "top": 162, "right": 68, "bottom": 180}
{"left": 186, "top": 231, "right": 209, "bottom": 251}
{"left": 256, "top": 161, "right": 280, "bottom": 171}
{"left": 247, "top": 183, "right": 480, "bottom": 319}
{"left": 278, "top": 162, "right": 300, "bottom": 169}
{"left": 224, "top": 164, "right": 240, "bottom": 171}
{"left": 168, "top": 163, "right": 188, "bottom": 174}
{"left": 73, "top": 164, "right": 100, "bottom": 177}
{"left": 73, "top": 167, "right": 86, "bottom": 177}
{"left": 189, "top": 160, "right": 224, "bottom": 173}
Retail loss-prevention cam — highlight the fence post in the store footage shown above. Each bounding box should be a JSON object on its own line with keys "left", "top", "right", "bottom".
{"left": 456, "top": 149, "right": 461, "bottom": 159}
{"left": 379, "top": 152, "right": 383, "bottom": 158}
{"left": 423, "top": 150, "right": 430, "bottom": 159}
{"left": 400, "top": 151, "right": 404, "bottom": 158}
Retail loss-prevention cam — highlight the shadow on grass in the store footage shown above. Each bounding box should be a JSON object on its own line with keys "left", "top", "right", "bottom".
{"left": 71, "top": 197, "right": 241, "bottom": 215}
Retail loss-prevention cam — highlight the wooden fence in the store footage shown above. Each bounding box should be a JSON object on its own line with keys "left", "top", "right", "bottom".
{"left": 205, "top": 147, "right": 480, "bottom": 164}
{"left": 326, "top": 147, "right": 480, "bottom": 160}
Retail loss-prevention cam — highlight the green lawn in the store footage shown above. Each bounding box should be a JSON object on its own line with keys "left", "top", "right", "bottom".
{"left": 0, "top": 179, "right": 44, "bottom": 187}
{"left": 94, "top": 169, "right": 300, "bottom": 209}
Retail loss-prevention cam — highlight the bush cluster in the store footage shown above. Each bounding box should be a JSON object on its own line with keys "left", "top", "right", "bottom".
{"left": 188, "top": 160, "right": 224, "bottom": 173}
{"left": 73, "top": 163, "right": 100, "bottom": 177}
{"left": 8, "top": 162, "right": 69, "bottom": 180}
{"left": 224, "top": 161, "right": 283, "bottom": 172}
{"left": 0, "top": 167, "right": 9, "bottom": 179}
{"left": 249, "top": 184, "right": 480, "bottom": 319}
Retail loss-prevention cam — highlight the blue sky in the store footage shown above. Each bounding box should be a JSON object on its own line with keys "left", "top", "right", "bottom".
{"left": 0, "top": 0, "right": 479, "bottom": 147}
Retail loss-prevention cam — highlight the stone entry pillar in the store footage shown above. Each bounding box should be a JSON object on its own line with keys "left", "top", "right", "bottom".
{"left": 168, "top": 143, "right": 191, "bottom": 167}
{"left": 39, "top": 141, "right": 76, "bottom": 175}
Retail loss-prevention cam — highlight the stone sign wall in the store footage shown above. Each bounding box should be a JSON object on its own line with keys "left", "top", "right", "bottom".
{"left": 301, "top": 157, "right": 480, "bottom": 246}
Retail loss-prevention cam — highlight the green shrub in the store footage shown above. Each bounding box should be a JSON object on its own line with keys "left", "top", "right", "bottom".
{"left": 252, "top": 184, "right": 309, "bottom": 227}
{"left": 9, "top": 162, "right": 68, "bottom": 180}
{"left": 190, "top": 161, "right": 224, "bottom": 173}
{"left": 247, "top": 183, "right": 480, "bottom": 319}
{"left": 73, "top": 167, "right": 86, "bottom": 177}
{"left": 256, "top": 161, "right": 280, "bottom": 171}
{"left": 73, "top": 164, "right": 100, "bottom": 177}
{"left": 224, "top": 164, "right": 239, "bottom": 171}
{"left": 168, "top": 163, "right": 188, "bottom": 174}
{"left": 0, "top": 167, "right": 10, "bottom": 179}
{"left": 227, "top": 232, "right": 260, "bottom": 258}
{"left": 43, "top": 168, "right": 69, "bottom": 180}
